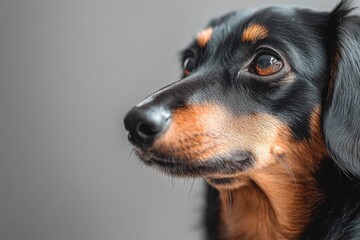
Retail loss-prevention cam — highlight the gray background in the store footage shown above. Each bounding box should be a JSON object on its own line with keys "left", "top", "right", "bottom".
{"left": 0, "top": 0, "right": 348, "bottom": 239}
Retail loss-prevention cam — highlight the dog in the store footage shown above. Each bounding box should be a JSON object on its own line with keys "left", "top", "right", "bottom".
{"left": 124, "top": 0, "right": 360, "bottom": 239}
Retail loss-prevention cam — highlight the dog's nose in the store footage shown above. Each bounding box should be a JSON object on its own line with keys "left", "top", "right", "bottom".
{"left": 124, "top": 106, "right": 171, "bottom": 149}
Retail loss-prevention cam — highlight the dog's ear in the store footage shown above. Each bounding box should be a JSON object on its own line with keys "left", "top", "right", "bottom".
{"left": 323, "top": 0, "right": 360, "bottom": 177}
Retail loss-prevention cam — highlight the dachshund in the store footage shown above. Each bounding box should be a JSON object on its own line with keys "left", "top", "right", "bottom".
{"left": 124, "top": 0, "right": 360, "bottom": 239}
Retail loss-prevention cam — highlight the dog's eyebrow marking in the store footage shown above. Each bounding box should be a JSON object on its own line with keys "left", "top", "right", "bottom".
{"left": 197, "top": 27, "right": 213, "bottom": 48}
{"left": 242, "top": 24, "right": 268, "bottom": 43}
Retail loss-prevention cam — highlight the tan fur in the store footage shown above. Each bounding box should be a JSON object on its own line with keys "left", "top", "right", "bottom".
{"left": 152, "top": 103, "right": 327, "bottom": 239}
{"left": 219, "top": 182, "right": 279, "bottom": 240}
{"left": 217, "top": 107, "right": 327, "bottom": 240}
{"left": 197, "top": 27, "right": 213, "bottom": 48}
{"left": 242, "top": 24, "right": 269, "bottom": 43}
{"left": 152, "top": 104, "right": 282, "bottom": 164}
{"left": 152, "top": 104, "right": 226, "bottom": 161}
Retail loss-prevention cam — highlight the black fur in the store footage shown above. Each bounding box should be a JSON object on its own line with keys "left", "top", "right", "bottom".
{"left": 300, "top": 158, "right": 360, "bottom": 239}
{"left": 324, "top": 0, "right": 360, "bottom": 178}
{"left": 204, "top": 185, "right": 220, "bottom": 240}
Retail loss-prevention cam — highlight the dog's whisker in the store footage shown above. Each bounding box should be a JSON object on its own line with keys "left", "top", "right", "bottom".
{"left": 228, "top": 190, "right": 232, "bottom": 222}
{"left": 276, "top": 156, "right": 298, "bottom": 189}
{"left": 128, "top": 148, "right": 135, "bottom": 158}
{"left": 188, "top": 178, "right": 195, "bottom": 199}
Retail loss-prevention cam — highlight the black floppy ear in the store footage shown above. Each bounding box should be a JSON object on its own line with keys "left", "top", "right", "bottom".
{"left": 324, "top": 0, "right": 360, "bottom": 177}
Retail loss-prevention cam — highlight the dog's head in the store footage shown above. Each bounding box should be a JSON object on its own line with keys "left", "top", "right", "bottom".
{"left": 124, "top": 0, "right": 360, "bottom": 187}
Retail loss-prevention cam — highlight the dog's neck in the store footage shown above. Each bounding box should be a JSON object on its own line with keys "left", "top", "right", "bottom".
{"left": 216, "top": 164, "right": 323, "bottom": 240}
{"left": 214, "top": 110, "right": 328, "bottom": 240}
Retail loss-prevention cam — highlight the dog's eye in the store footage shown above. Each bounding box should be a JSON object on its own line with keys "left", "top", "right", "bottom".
{"left": 183, "top": 57, "right": 196, "bottom": 76}
{"left": 252, "top": 54, "right": 283, "bottom": 76}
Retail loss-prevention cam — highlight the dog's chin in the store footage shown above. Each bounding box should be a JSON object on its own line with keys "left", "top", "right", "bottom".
{"left": 134, "top": 148, "right": 253, "bottom": 178}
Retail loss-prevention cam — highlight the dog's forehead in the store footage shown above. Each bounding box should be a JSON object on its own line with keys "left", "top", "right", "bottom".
{"left": 204, "top": 7, "right": 298, "bottom": 46}
{"left": 213, "top": 7, "right": 296, "bottom": 29}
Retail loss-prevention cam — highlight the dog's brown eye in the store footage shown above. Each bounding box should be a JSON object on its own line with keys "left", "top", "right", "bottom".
{"left": 253, "top": 54, "right": 283, "bottom": 76}
{"left": 183, "top": 57, "right": 196, "bottom": 76}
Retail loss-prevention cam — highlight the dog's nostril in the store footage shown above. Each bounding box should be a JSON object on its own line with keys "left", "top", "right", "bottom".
{"left": 137, "top": 122, "right": 159, "bottom": 138}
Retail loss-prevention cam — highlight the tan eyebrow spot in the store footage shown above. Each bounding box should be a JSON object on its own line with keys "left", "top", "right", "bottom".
{"left": 242, "top": 24, "right": 268, "bottom": 43}
{"left": 197, "top": 27, "right": 213, "bottom": 48}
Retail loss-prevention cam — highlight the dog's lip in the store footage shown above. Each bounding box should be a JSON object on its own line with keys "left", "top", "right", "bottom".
{"left": 135, "top": 149, "right": 253, "bottom": 177}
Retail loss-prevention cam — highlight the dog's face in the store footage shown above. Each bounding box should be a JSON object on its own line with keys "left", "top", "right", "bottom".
{"left": 124, "top": 3, "right": 360, "bottom": 187}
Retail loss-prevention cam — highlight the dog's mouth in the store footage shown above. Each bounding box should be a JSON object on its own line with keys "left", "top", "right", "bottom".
{"left": 134, "top": 149, "right": 254, "bottom": 178}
